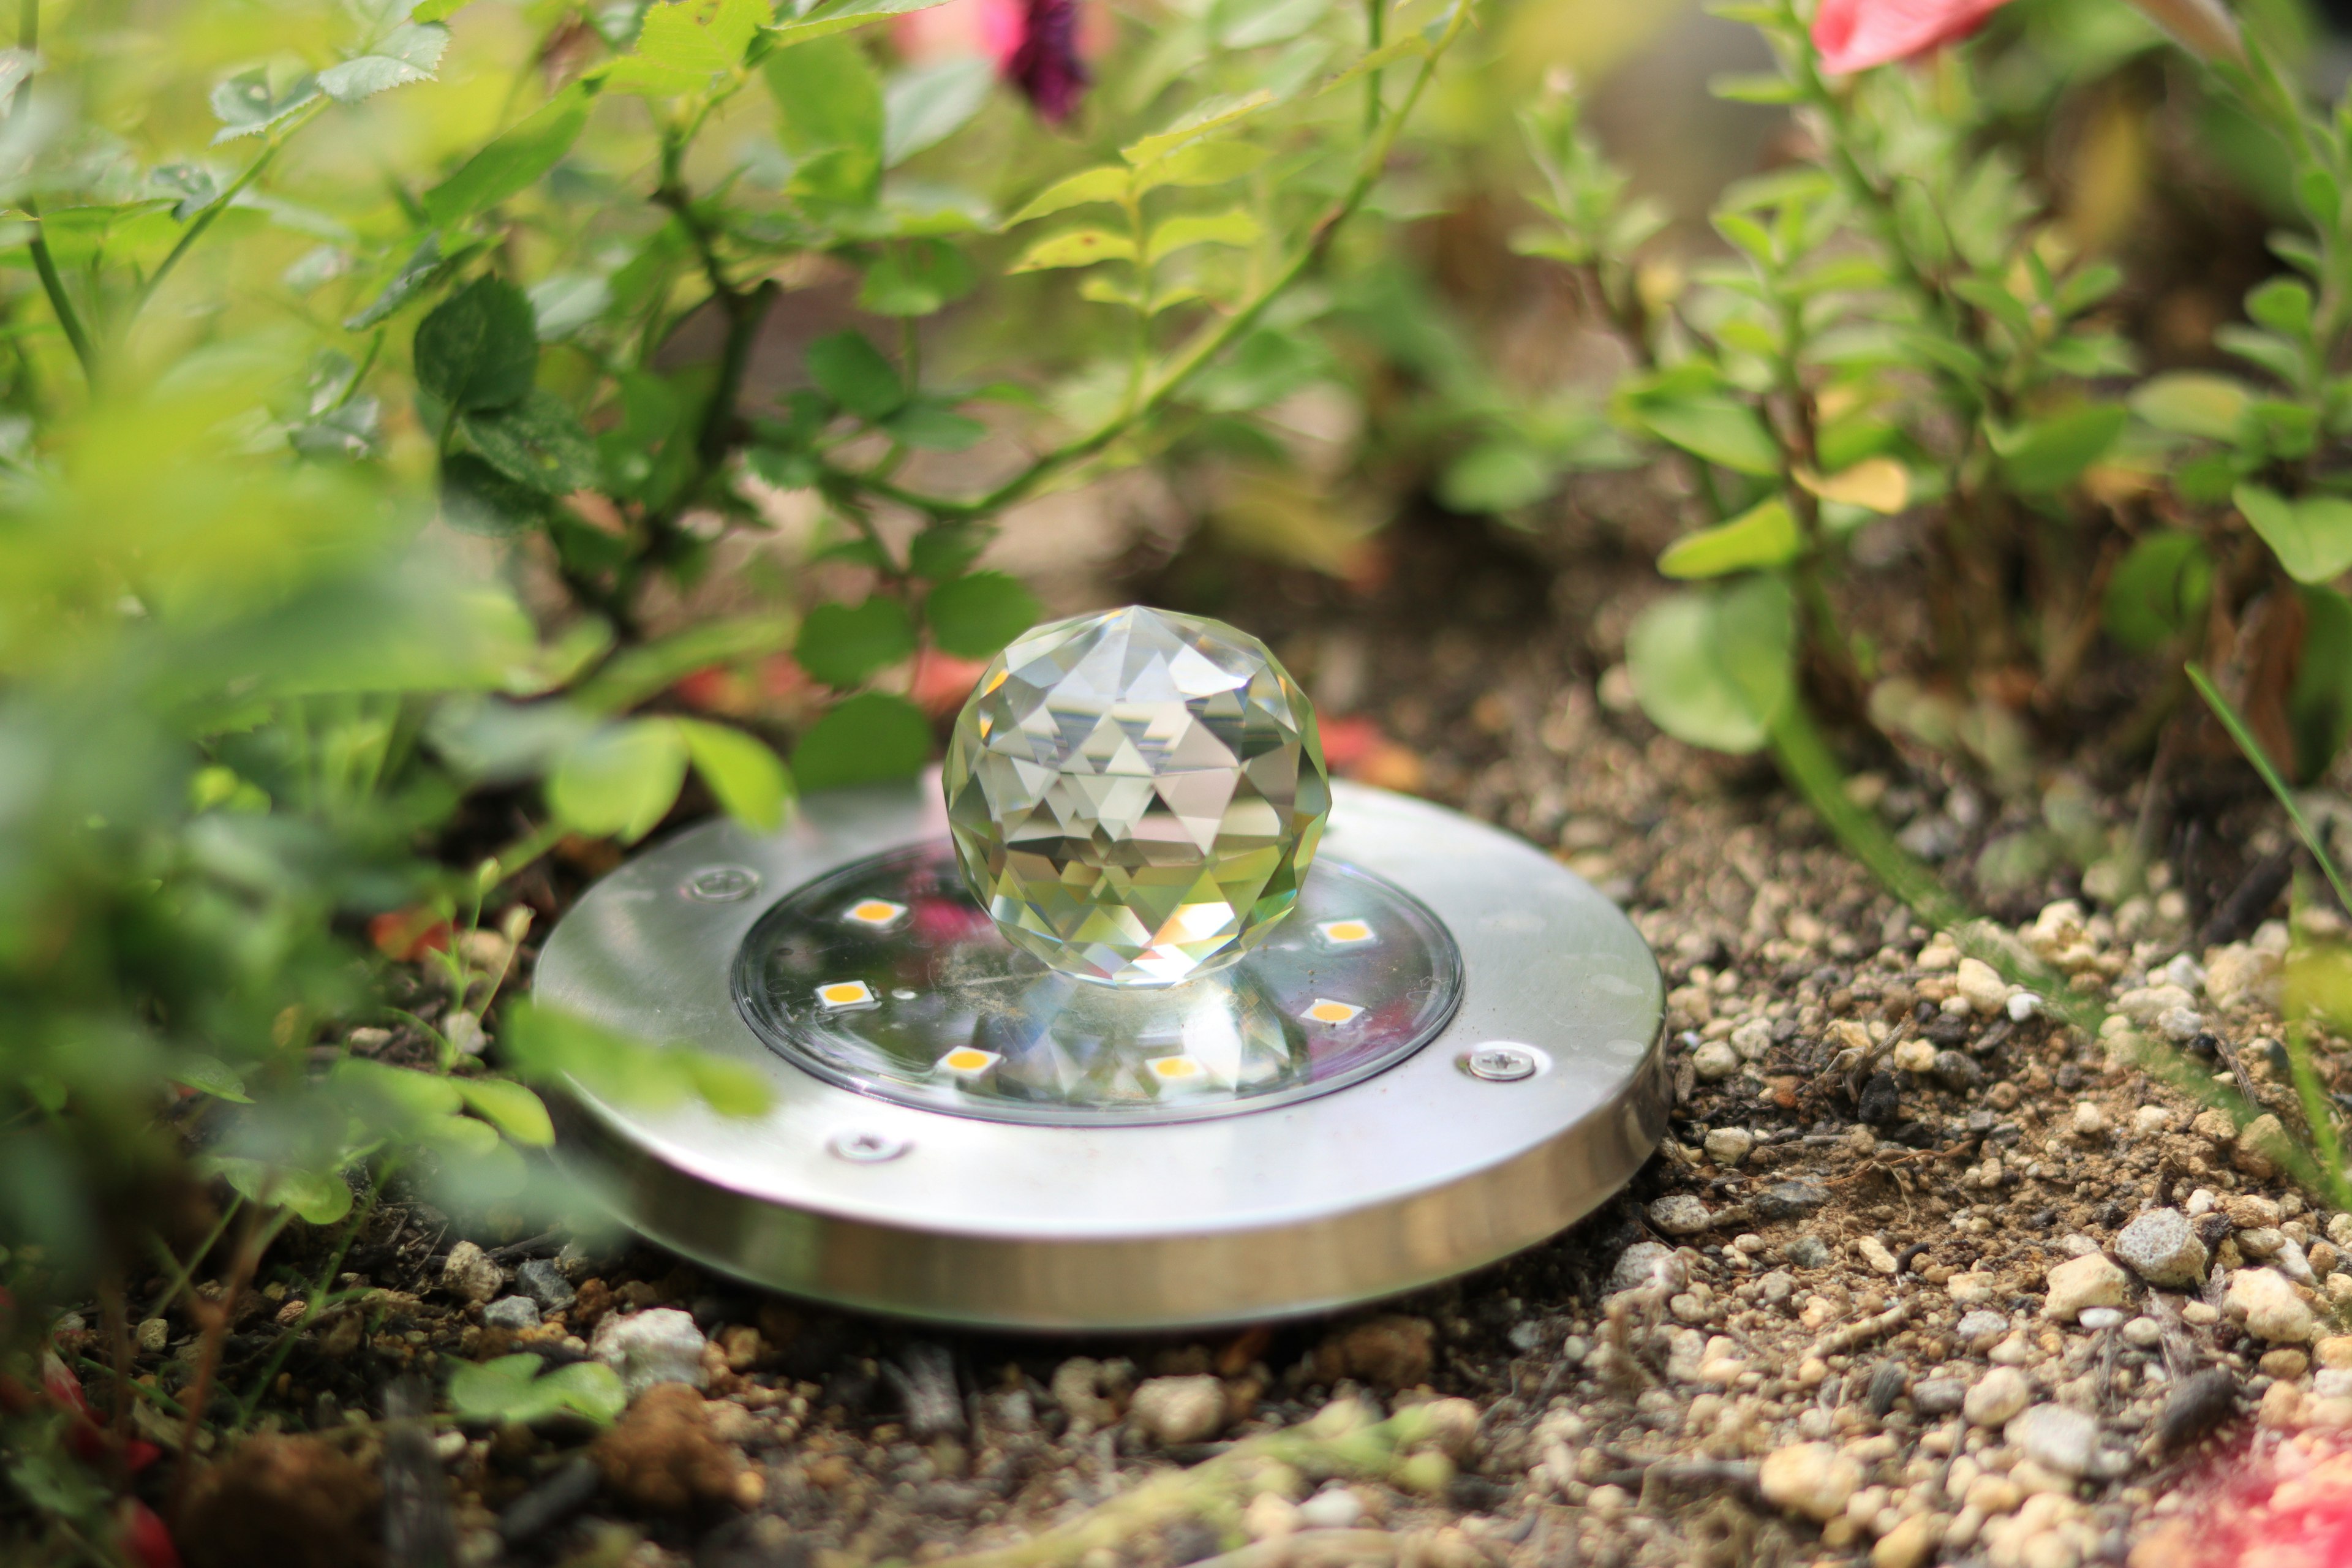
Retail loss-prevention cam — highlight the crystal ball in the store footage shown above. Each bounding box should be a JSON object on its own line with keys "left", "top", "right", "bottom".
{"left": 943, "top": 605, "right": 1330, "bottom": 987}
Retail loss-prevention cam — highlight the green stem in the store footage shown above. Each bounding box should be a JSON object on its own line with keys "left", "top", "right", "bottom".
{"left": 1362, "top": 0, "right": 1387, "bottom": 138}
{"left": 132, "top": 109, "right": 317, "bottom": 322}
{"left": 17, "top": 0, "right": 96, "bottom": 386}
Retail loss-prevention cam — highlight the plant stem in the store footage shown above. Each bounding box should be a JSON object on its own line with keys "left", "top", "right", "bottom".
{"left": 16, "top": 0, "right": 97, "bottom": 385}
{"left": 167, "top": 1205, "right": 290, "bottom": 1526}
{"left": 1362, "top": 0, "right": 1387, "bottom": 138}
{"left": 132, "top": 108, "right": 318, "bottom": 322}
{"left": 2121, "top": 0, "right": 2244, "bottom": 64}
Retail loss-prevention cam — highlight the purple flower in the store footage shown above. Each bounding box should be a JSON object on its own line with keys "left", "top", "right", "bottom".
{"left": 1005, "top": 0, "right": 1088, "bottom": 123}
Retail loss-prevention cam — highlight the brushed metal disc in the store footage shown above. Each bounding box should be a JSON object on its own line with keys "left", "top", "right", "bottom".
{"left": 533, "top": 777, "right": 1667, "bottom": 1330}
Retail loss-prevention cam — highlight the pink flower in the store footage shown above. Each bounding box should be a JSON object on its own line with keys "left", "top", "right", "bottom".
{"left": 1005, "top": 0, "right": 1089, "bottom": 122}
{"left": 896, "top": 0, "right": 1094, "bottom": 122}
{"left": 1811, "top": 0, "right": 2016, "bottom": 74}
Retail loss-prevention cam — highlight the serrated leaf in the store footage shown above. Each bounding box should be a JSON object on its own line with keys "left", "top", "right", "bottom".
{"left": 423, "top": 84, "right": 591, "bottom": 227}
{"left": 1660, "top": 499, "right": 1804, "bottom": 579}
{"left": 318, "top": 23, "right": 448, "bottom": 104}
{"left": 806, "top": 330, "right": 906, "bottom": 419}
{"left": 792, "top": 692, "right": 931, "bottom": 789}
{"left": 450, "top": 1076, "right": 556, "bottom": 1147}
{"left": 1145, "top": 208, "right": 1259, "bottom": 262}
{"left": 1121, "top": 90, "right": 1274, "bottom": 167}
{"left": 924, "top": 571, "right": 1037, "bottom": 657}
{"left": 345, "top": 233, "right": 480, "bottom": 330}
{"left": 767, "top": 0, "right": 957, "bottom": 47}
{"left": 1008, "top": 228, "right": 1135, "bottom": 273}
{"left": 549, "top": 720, "right": 690, "bottom": 842}
{"left": 1626, "top": 576, "right": 1795, "bottom": 755}
{"left": 677, "top": 718, "right": 793, "bottom": 833}
{"left": 797, "top": 596, "right": 916, "bottom": 687}
{"left": 459, "top": 390, "right": 598, "bottom": 494}
{"left": 2237, "top": 484, "right": 2352, "bottom": 584}
{"left": 1007, "top": 166, "right": 1130, "bottom": 226}
{"left": 415, "top": 275, "right": 538, "bottom": 413}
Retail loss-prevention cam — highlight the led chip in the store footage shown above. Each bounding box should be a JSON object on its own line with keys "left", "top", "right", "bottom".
{"left": 1150, "top": 1056, "right": 1207, "bottom": 1085}
{"left": 815, "top": 979, "right": 878, "bottom": 1011}
{"left": 938, "top": 1047, "right": 1001, "bottom": 1079}
{"left": 1304, "top": 999, "right": 1363, "bottom": 1027}
{"left": 1315, "top": 918, "right": 1375, "bottom": 948}
{"left": 842, "top": 898, "right": 910, "bottom": 932}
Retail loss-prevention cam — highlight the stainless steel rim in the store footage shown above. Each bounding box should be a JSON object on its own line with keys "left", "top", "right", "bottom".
{"left": 533, "top": 777, "right": 1667, "bottom": 1331}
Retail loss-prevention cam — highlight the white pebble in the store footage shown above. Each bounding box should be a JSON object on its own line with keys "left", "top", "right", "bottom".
{"left": 1760, "top": 1442, "right": 1861, "bottom": 1522}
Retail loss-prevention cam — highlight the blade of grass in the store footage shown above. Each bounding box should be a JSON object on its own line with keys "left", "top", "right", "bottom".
{"left": 2186, "top": 663, "right": 2352, "bottom": 913}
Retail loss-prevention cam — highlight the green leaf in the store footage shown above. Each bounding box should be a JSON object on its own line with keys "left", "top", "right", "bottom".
{"left": 503, "top": 1000, "right": 775, "bottom": 1118}
{"left": 549, "top": 720, "right": 691, "bottom": 842}
{"left": 1008, "top": 229, "right": 1136, "bottom": 273}
{"left": 1140, "top": 140, "right": 1271, "bottom": 190}
{"left": 858, "top": 240, "right": 977, "bottom": 317}
{"left": 793, "top": 692, "right": 932, "bottom": 789}
{"left": 611, "top": 0, "right": 767, "bottom": 93}
{"left": 170, "top": 1055, "right": 252, "bottom": 1104}
{"left": 1210, "top": 0, "right": 1327, "bottom": 47}
{"left": 1436, "top": 441, "right": 1554, "bottom": 513}
{"left": 1008, "top": 167, "right": 1130, "bottom": 225}
{"left": 2101, "top": 530, "right": 2212, "bottom": 652}
{"left": 416, "top": 276, "right": 539, "bottom": 413}
{"left": 205, "top": 1158, "right": 355, "bottom": 1226}
{"left": 2248, "top": 277, "right": 2316, "bottom": 341}
{"left": 1624, "top": 576, "right": 1795, "bottom": 755}
{"left": 680, "top": 1054, "right": 776, "bottom": 1117}
{"left": 908, "top": 526, "right": 992, "bottom": 579}
{"left": 797, "top": 595, "right": 917, "bottom": 687}
{"left": 1657, "top": 498, "right": 1803, "bottom": 579}
{"left": 1710, "top": 72, "right": 1803, "bottom": 105}
{"left": 2130, "top": 372, "right": 2252, "bottom": 442}
{"left": 806, "top": 330, "right": 906, "bottom": 420}
{"left": 1991, "top": 404, "right": 2125, "bottom": 492}
{"left": 882, "top": 401, "right": 987, "bottom": 450}
{"left": 423, "top": 85, "right": 592, "bottom": 227}
{"left": 450, "top": 1077, "right": 556, "bottom": 1148}
{"left": 925, "top": 571, "right": 1038, "bottom": 657}
{"left": 2237, "top": 484, "right": 2352, "bottom": 584}
{"left": 319, "top": 23, "right": 449, "bottom": 104}
{"left": 883, "top": 56, "right": 993, "bottom": 166}
{"left": 450, "top": 1354, "right": 628, "bottom": 1427}
{"left": 346, "top": 233, "right": 481, "bottom": 331}
{"left": 1630, "top": 394, "right": 1781, "bottom": 477}
{"left": 440, "top": 452, "right": 548, "bottom": 535}
{"left": 459, "top": 391, "right": 598, "bottom": 494}
{"left": 767, "top": 0, "right": 958, "bottom": 47}
{"left": 2291, "top": 584, "right": 2352, "bottom": 782}
{"left": 1121, "top": 91, "right": 1275, "bottom": 167}
{"left": 1145, "top": 208, "right": 1260, "bottom": 263}
{"left": 210, "top": 69, "right": 321, "bottom": 143}
{"left": 765, "top": 35, "right": 884, "bottom": 205}
{"left": 677, "top": 718, "right": 794, "bottom": 833}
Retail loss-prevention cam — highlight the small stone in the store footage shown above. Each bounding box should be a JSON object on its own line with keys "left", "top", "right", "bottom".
{"left": 1692, "top": 1040, "right": 1740, "bottom": 1080}
{"left": 1965, "top": 1367, "right": 2032, "bottom": 1427}
{"left": 2071, "top": 1102, "right": 2109, "bottom": 1138}
{"left": 590, "top": 1308, "right": 710, "bottom": 1398}
{"left": 1947, "top": 1271, "right": 1998, "bottom": 1305}
{"left": 1703, "top": 1126, "right": 1755, "bottom": 1165}
{"left": 1956, "top": 1310, "right": 2008, "bottom": 1351}
{"left": 1863, "top": 1362, "right": 1907, "bottom": 1415}
{"left": 2259, "top": 1348, "right": 2311, "bottom": 1380}
{"left": 2236, "top": 1114, "right": 2290, "bottom": 1180}
{"left": 1966, "top": 1474, "right": 2023, "bottom": 1515}
{"left": 1297, "top": 1487, "right": 1363, "bottom": 1529}
{"left": 2135, "top": 1106, "right": 2174, "bottom": 1136}
{"left": 2261, "top": 1380, "right": 2305, "bottom": 1430}
{"left": 2078, "top": 1308, "right": 2124, "bottom": 1331}
{"left": 1755, "top": 1181, "right": 1831, "bottom": 1221}
{"left": 1760, "top": 1441, "right": 1861, "bottom": 1522}
{"left": 1610, "top": 1242, "right": 1684, "bottom": 1294}
{"left": 2042, "top": 1253, "right": 2128, "bottom": 1319}
{"left": 2117, "top": 984, "right": 2196, "bottom": 1025}
{"left": 1956, "top": 958, "right": 2010, "bottom": 1016}
{"left": 2007, "top": 992, "right": 2041, "bottom": 1022}
{"left": 1873, "top": 1513, "right": 1942, "bottom": 1568}
{"left": 483, "top": 1296, "right": 541, "bottom": 1332}
{"left": 440, "top": 1241, "right": 504, "bottom": 1305}
{"left": 2226, "top": 1267, "right": 2319, "bottom": 1343}
{"left": 2191, "top": 1109, "right": 2238, "bottom": 1148}
{"left": 2006, "top": 1404, "right": 2099, "bottom": 1476}
{"left": 1913, "top": 1378, "right": 1967, "bottom": 1416}
{"left": 1857, "top": 1072, "right": 1902, "bottom": 1125}
{"left": 2319, "top": 1336, "right": 2352, "bottom": 1368}
{"left": 1785, "top": 1236, "right": 1833, "bottom": 1270}
{"left": 1857, "top": 1237, "right": 1901, "bottom": 1276}
{"left": 1890, "top": 1038, "right": 1938, "bottom": 1074}
{"left": 1758, "top": 1271, "right": 1798, "bottom": 1308}
{"left": 1243, "top": 1492, "right": 1300, "bottom": 1540}
{"left": 516, "top": 1257, "right": 576, "bottom": 1312}
{"left": 1128, "top": 1376, "right": 1224, "bottom": 1446}
{"left": 2183, "top": 1302, "right": 2221, "bottom": 1325}
{"left": 2123, "top": 1316, "right": 2163, "bottom": 1349}
{"left": 2116, "top": 1208, "right": 2208, "bottom": 1288}
{"left": 135, "top": 1317, "right": 169, "bottom": 1355}
{"left": 2239, "top": 1227, "right": 2285, "bottom": 1260}
{"left": 2204, "top": 943, "right": 2283, "bottom": 1012}
{"left": 1932, "top": 1050, "right": 1983, "bottom": 1091}
{"left": 2157, "top": 1006, "right": 2206, "bottom": 1043}
{"left": 1649, "top": 1194, "right": 1713, "bottom": 1236}
{"left": 2157, "top": 1370, "right": 2241, "bottom": 1450}
{"left": 590, "top": 1384, "right": 746, "bottom": 1510}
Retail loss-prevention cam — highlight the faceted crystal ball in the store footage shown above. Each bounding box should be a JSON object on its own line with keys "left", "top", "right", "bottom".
{"left": 944, "top": 606, "right": 1330, "bottom": 987}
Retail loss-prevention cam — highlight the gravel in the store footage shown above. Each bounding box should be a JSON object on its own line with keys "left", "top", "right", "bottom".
{"left": 1758, "top": 1442, "right": 1861, "bottom": 1522}
{"left": 2115, "top": 1207, "right": 2209, "bottom": 1287}
{"left": 590, "top": 1308, "right": 709, "bottom": 1398}
{"left": 1964, "top": 1366, "right": 2033, "bottom": 1427}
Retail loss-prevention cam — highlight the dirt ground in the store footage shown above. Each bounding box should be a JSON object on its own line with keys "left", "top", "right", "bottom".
{"left": 74, "top": 509, "right": 2352, "bottom": 1568}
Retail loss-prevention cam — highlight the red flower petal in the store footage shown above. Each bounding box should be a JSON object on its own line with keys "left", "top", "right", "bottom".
{"left": 1811, "top": 0, "right": 2016, "bottom": 74}
{"left": 118, "top": 1501, "right": 183, "bottom": 1568}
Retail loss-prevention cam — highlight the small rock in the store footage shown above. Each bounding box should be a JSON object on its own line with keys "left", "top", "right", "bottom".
{"left": 1784, "top": 1236, "right": 1832, "bottom": 1270}
{"left": 2191, "top": 1109, "right": 2238, "bottom": 1148}
{"left": 1610, "top": 1242, "right": 1684, "bottom": 1294}
{"left": 1755, "top": 1182, "right": 1831, "bottom": 1221}
{"left": 440, "top": 1241, "right": 504, "bottom": 1305}
{"left": 1703, "top": 1127, "right": 1755, "bottom": 1165}
{"left": 1857, "top": 1072, "right": 1902, "bottom": 1126}
{"left": 2239, "top": 1227, "right": 2285, "bottom": 1260}
{"left": 2123, "top": 1316, "right": 2164, "bottom": 1349}
{"left": 1956, "top": 1310, "right": 2008, "bottom": 1351}
{"left": 2259, "top": 1348, "right": 2310, "bottom": 1381}
{"left": 1913, "top": 1378, "right": 1967, "bottom": 1416}
{"left": 1128, "top": 1376, "right": 1225, "bottom": 1446}
{"left": 2226, "top": 1195, "right": 2283, "bottom": 1228}
{"left": 1692, "top": 1040, "right": 1740, "bottom": 1080}
{"left": 1760, "top": 1441, "right": 1861, "bottom": 1522}
{"left": 1890, "top": 1038, "right": 1938, "bottom": 1074}
{"left": 1316, "top": 1315, "right": 1433, "bottom": 1389}
{"left": 2116, "top": 1208, "right": 2208, "bottom": 1288}
{"left": 2135, "top": 1106, "right": 2174, "bottom": 1136}
{"left": 1051, "top": 1359, "right": 1124, "bottom": 1428}
{"left": 2007, "top": 1404, "right": 2100, "bottom": 1476}
{"left": 1947, "top": 1272, "right": 1998, "bottom": 1305}
{"left": 2042, "top": 1253, "right": 2128, "bottom": 1321}
{"left": 2225, "top": 1267, "right": 2318, "bottom": 1343}
{"left": 2117, "top": 984, "right": 2196, "bottom": 1025}
{"left": 483, "top": 1295, "right": 541, "bottom": 1332}
{"left": 1932, "top": 1049, "right": 1982, "bottom": 1091}
{"left": 1731, "top": 1018, "right": 1773, "bottom": 1060}
{"left": 2157, "top": 1006, "right": 2206, "bottom": 1043}
{"left": 516, "top": 1258, "right": 576, "bottom": 1312}
{"left": 590, "top": 1308, "right": 710, "bottom": 1398}
{"left": 1857, "top": 1237, "right": 1901, "bottom": 1276}
{"left": 1649, "top": 1194, "right": 1713, "bottom": 1237}
{"left": 2236, "top": 1114, "right": 2290, "bottom": 1180}
{"left": 1243, "top": 1493, "right": 1300, "bottom": 1541}
{"left": 1297, "top": 1487, "right": 1363, "bottom": 1529}
{"left": 1758, "top": 1271, "right": 1798, "bottom": 1308}
{"left": 1874, "top": 1513, "right": 1942, "bottom": 1568}
{"left": 1956, "top": 957, "right": 2009, "bottom": 1016}
{"left": 2079, "top": 1307, "right": 2125, "bottom": 1331}
{"left": 2204, "top": 943, "right": 2283, "bottom": 1012}
{"left": 1965, "top": 1367, "right": 2032, "bottom": 1427}
{"left": 2006, "top": 992, "right": 2041, "bottom": 1022}
{"left": 1863, "top": 1362, "right": 1907, "bottom": 1415}
{"left": 135, "top": 1317, "right": 169, "bottom": 1355}
{"left": 2071, "top": 1102, "right": 2109, "bottom": 1139}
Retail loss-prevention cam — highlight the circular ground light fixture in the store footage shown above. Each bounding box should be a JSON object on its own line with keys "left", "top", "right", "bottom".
{"left": 536, "top": 608, "right": 1667, "bottom": 1330}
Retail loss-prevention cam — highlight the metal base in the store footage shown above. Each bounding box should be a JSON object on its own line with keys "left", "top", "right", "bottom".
{"left": 533, "top": 777, "right": 1667, "bottom": 1331}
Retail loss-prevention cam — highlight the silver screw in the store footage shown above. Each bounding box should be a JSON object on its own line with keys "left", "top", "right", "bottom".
{"left": 1463, "top": 1044, "right": 1540, "bottom": 1082}
{"left": 827, "top": 1130, "right": 910, "bottom": 1163}
{"left": 684, "top": 865, "right": 761, "bottom": 903}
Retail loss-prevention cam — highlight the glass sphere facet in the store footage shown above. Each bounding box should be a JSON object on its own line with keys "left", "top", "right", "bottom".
{"left": 943, "top": 606, "right": 1330, "bottom": 986}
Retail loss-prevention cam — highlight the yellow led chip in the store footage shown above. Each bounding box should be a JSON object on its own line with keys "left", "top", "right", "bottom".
{"left": 1316, "top": 918, "right": 1375, "bottom": 948}
{"left": 1150, "top": 1056, "right": 1205, "bottom": 1083}
{"left": 842, "top": 898, "right": 909, "bottom": 931}
{"left": 1305, "top": 999, "right": 1363, "bottom": 1026}
{"left": 939, "top": 1047, "right": 1001, "bottom": 1078}
{"left": 815, "top": 979, "right": 878, "bottom": 1011}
